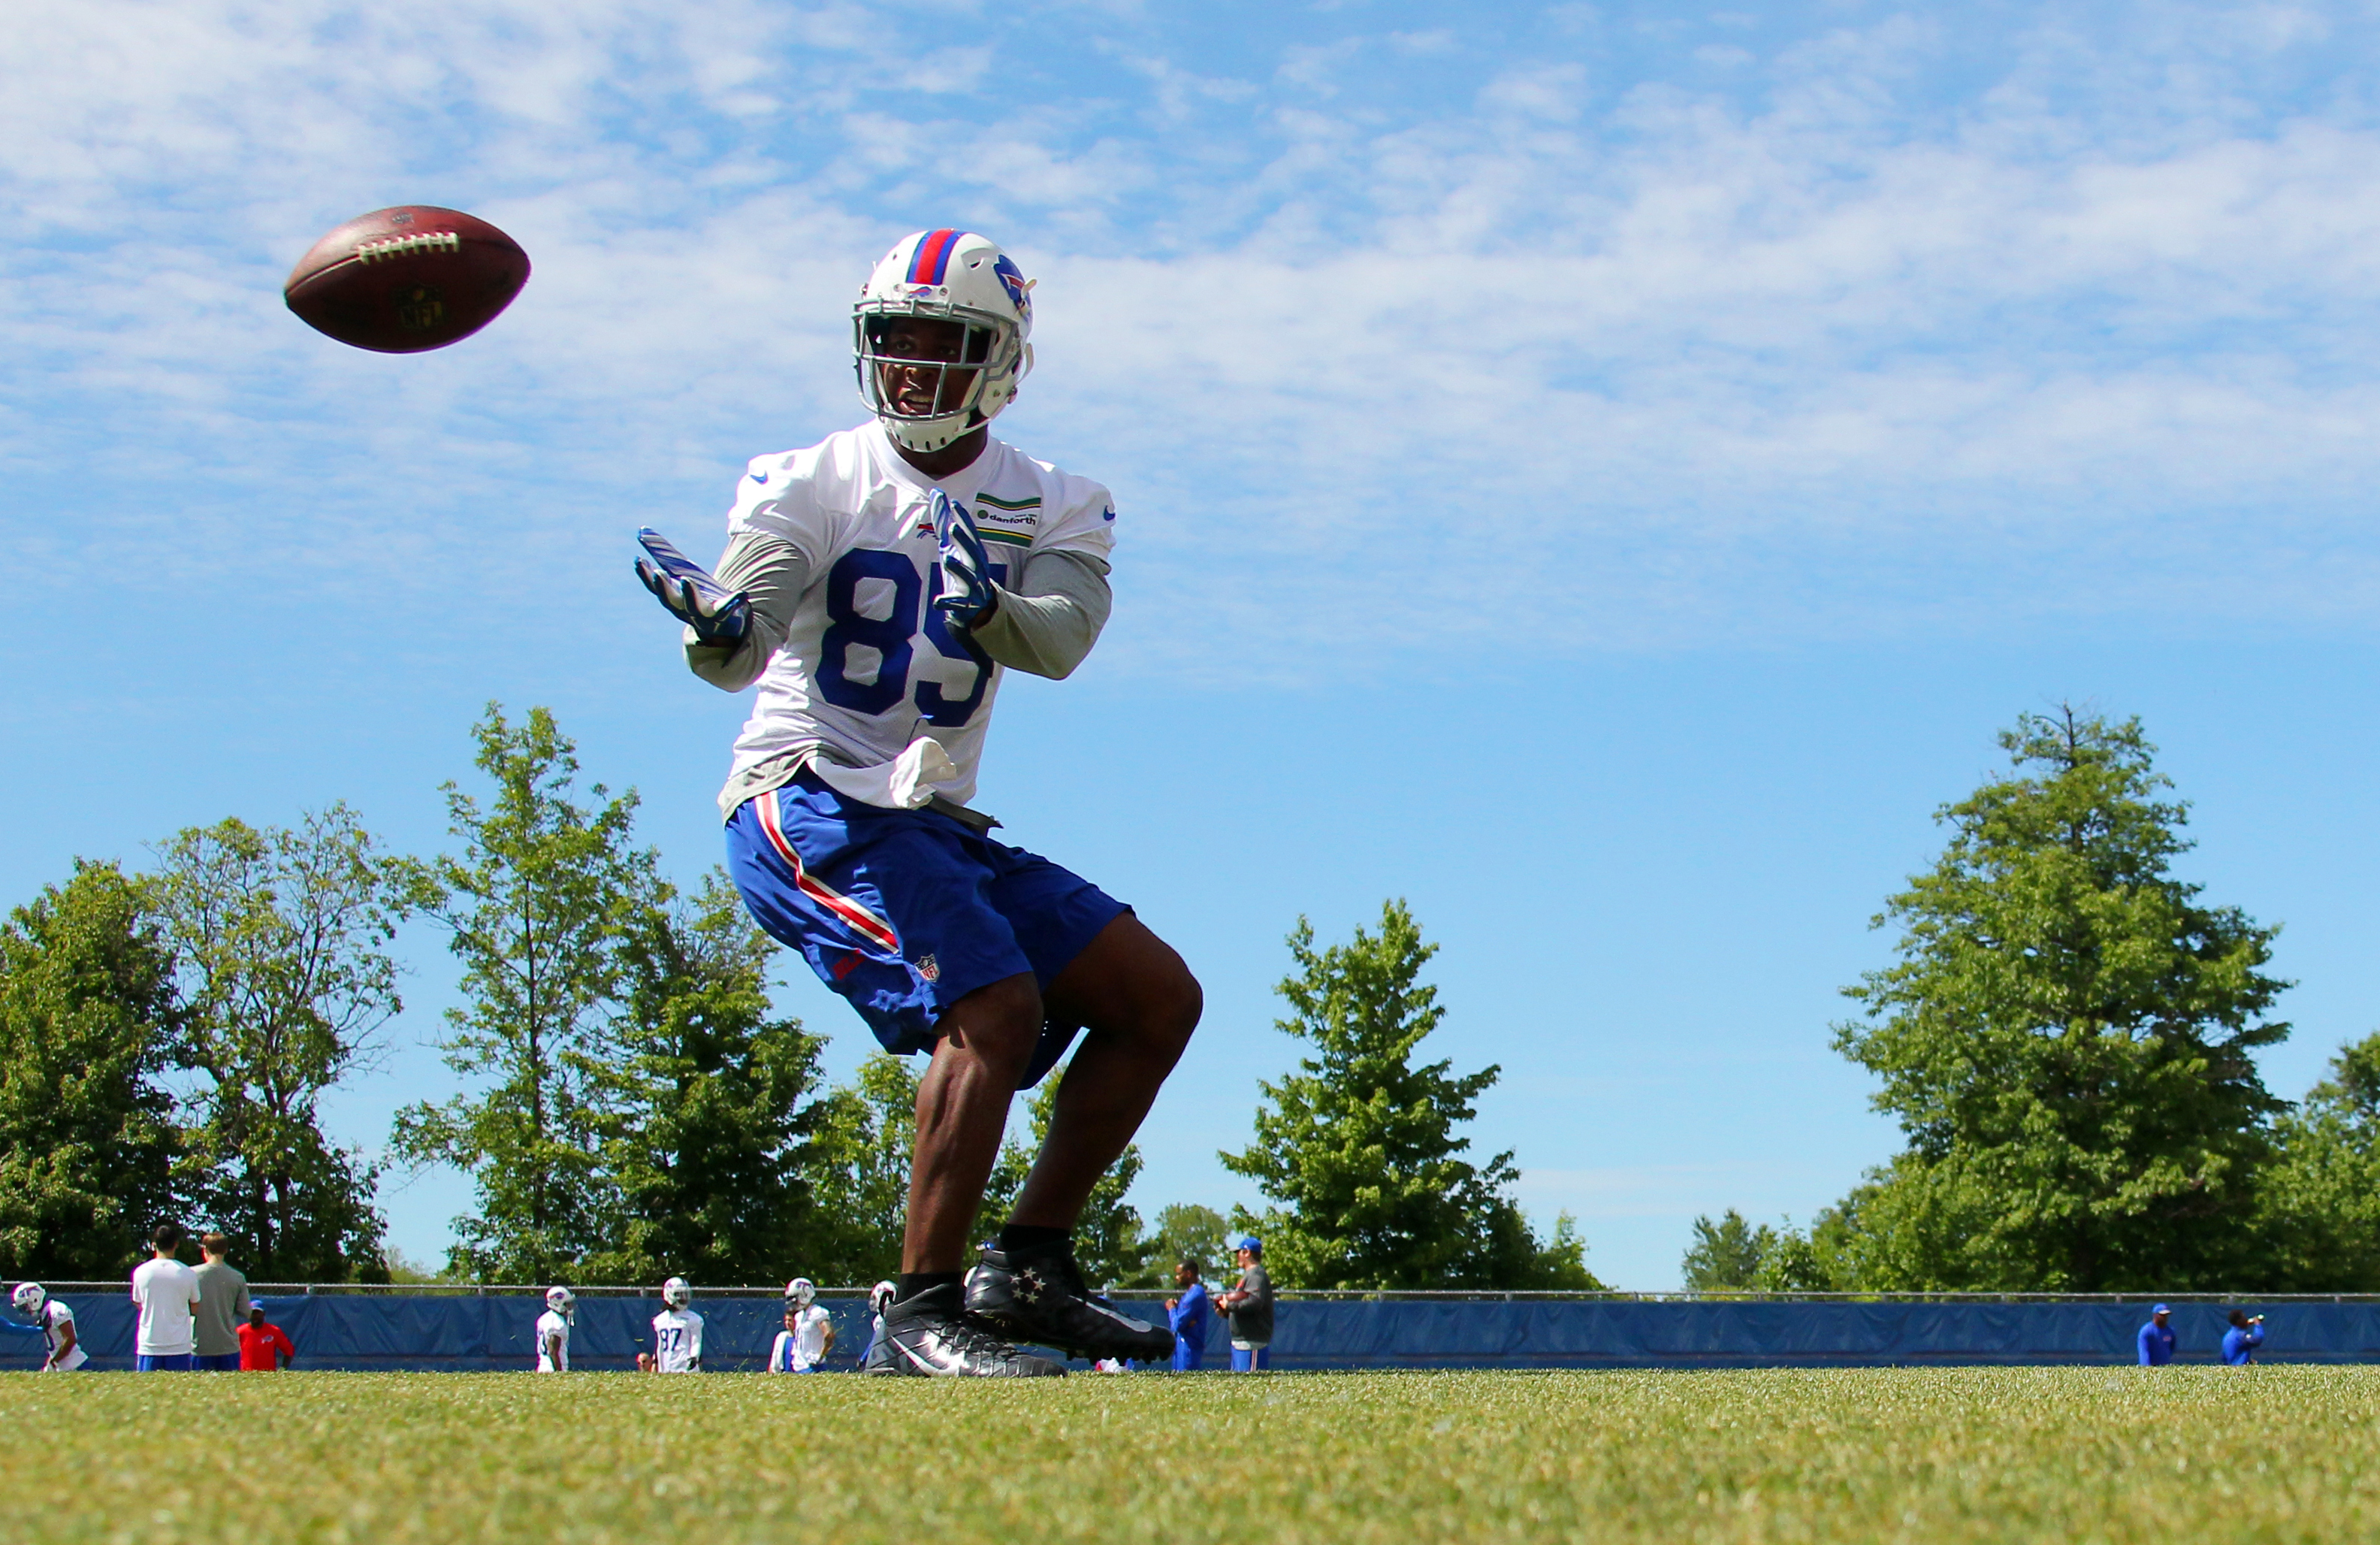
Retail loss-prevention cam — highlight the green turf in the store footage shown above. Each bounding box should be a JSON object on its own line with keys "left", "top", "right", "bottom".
{"left": 5, "top": 1366, "right": 2374, "bottom": 1543}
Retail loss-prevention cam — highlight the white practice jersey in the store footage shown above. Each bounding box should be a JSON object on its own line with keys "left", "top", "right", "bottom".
{"left": 535, "top": 1310, "right": 570, "bottom": 1372}
{"left": 724, "top": 422, "right": 1116, "bottom": 809}
{"left": 40, "top": 1302, "right": 85, "bottom": 1371}
{"left": 791, "top": 1305, "right": 832, "bottom": 1369}
{"left": 651, "top": 1307, "right": 704, "bottom": 1373}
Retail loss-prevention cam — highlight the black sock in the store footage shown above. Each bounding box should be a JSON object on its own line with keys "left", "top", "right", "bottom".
{"left": 997, "top": 1223, "right": 1071, "bottom": 1256}
{"left": 897, "top": 1271, "right": 962, "bottom": 1304}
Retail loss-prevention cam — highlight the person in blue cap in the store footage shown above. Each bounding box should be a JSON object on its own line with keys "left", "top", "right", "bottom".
{"left": 1213, "top": 1236, "right": 1274, "bottom": 1372}
{"left": 2137, "top": 1304, "right": 2176, "bottom": 1365}
{"left": 2221, "top": 1308, "right": 2266, "bottom": 1365}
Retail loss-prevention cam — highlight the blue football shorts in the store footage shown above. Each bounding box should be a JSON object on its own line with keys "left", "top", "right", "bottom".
{"left": 724, "top": 770, "right": 1129, "bottom": 1089}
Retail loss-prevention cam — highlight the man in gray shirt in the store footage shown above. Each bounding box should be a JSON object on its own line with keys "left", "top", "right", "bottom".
{"left": 191, "top": 1233, "right": 251, "bottom": 1371}
{"left": 1214, "top": 1236, "right": 1275, "bottom": 1372}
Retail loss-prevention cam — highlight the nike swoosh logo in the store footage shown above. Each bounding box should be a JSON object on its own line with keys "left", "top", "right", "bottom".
{"left": 751, "top": 472, "right": 770, "bottom": 483}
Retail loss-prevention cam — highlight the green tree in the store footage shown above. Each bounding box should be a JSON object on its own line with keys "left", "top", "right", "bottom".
{"left": 150, "top": 809, "right": 400, "bottom": 1280}
{"left": 1121, "top": 1202, "right": 1234, "bottom": 1288}
{"left": 579, "top": 872, "right": 829, "bottom": 1285}
{"left": 974, "top": 1068, "right": 1152, "bottom": 1288}
{"left": 0, "top": 862, "right": 183, "bottom": 1278}
{"left": 1832, "top": 707, "right": 2288, "bottom": 1292}
{"left": 391, "top": 706, "right": 658, "bottom": 1282}
{"left": 1681, "top": 1209, "right": 1775, "bottom": 1291}
{"left": 802, "top": 1052, "right": 920, "bottom": 1285}
{"left": 2256, "top": 1033, "right": 2380, "bottom": 1290}
{"left": 1222, "top": 901, "right": 1601, "bottom": 1290}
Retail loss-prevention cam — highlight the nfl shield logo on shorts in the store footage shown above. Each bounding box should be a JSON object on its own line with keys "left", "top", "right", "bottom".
{"left": 915, "top": 953, "right": 941, "bottom": 983}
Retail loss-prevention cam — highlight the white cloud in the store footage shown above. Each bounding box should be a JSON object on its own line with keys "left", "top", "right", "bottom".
{"left": 8, "top": 0, "right": 2380, "bottom": 677}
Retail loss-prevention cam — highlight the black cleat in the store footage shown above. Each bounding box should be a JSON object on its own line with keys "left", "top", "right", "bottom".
{"left": 865, "top": 1283, "right": 1065, "bottom": 1377}
{"left": 965, "top": 1245, "right": 1178, "bottom": 1363}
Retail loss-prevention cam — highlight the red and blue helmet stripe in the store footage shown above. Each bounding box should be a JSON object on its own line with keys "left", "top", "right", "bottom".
{"left": 906, "top": 228, "right": 961, "bottom": 286}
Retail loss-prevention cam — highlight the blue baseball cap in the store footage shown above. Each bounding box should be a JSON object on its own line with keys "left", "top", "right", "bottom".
{"left": 2152, "top": 1303, "right": 2171, "bottom": 1315}
{"left": 1237, "top": 1235, "right": 1262, "bottom": 1253}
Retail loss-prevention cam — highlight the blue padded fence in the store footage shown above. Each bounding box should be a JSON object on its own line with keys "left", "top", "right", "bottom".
{"left": 20, "top": 1295, "right": 2377, "bottom": 1372}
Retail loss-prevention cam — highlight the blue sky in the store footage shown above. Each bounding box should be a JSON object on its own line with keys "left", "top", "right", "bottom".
{"left": 7, "top": 0, "right": 2380, "bottom": 1288}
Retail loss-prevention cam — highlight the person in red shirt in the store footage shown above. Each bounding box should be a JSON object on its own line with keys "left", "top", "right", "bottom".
{"left": 237, "top": 1304, "right": 294, "bottom": 1371}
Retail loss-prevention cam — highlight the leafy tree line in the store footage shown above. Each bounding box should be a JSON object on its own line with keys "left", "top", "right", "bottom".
{"left": 1684, "top": 707, "right": 2380, "bottom": 1295}
{"left": 0, "top": 702, "right": 1596, "bottom": 1290}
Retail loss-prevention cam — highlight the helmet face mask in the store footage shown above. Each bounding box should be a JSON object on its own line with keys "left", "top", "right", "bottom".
{"left": 853, "top": 229, "right": 1034, "bottom": 454}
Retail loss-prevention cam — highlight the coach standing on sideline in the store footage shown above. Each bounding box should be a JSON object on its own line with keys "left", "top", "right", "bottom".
{"left": 2137, "top": 1304, "right": 2176, "bottom": 1366}
{"left": 131, "top": 1223, "right": 204, "bottom": 1371}
{"left": 2222, "top": 1309, "right": 2267, "bottom": 1365}
{"left": 1216, "top": 1237, "right": 1274, "bottom": 1372}
{"left": 192, "top": 1232, "right": 252, "bottom": 1371}
{"left": 1163, "top": 1259, "right": 1210, "bottom": 1371}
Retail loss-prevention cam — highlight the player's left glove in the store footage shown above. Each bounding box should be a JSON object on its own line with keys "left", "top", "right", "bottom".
{"left": 635, "top": 528, "right": 751, "bottom": 646}
{"left": 929, "top": 491, "right": 996, "bottom": 630}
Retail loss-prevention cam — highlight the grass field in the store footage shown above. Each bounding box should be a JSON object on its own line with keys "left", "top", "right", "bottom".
{"left": 5, "top": 1366, "right": 2375, "bottom": 1543}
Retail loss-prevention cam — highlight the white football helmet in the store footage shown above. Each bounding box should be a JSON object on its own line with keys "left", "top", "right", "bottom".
{"left": 868, "top": 1280, "right": 896, "bottom": 1317}
{"left": 661, "top": 1276, "right": 691, "bottom": 1310}
{"left": 545, "top": 1285, "right": 574, "bottom": 1316}
{"left": 853, "top": 229, "right": 1034, "bottom": 454}
{"left": 785, "top": 1277, "right": 816, "bottom": 1308}
{"left": 11, "top": 1283, "right": 44, "bottom": 1316}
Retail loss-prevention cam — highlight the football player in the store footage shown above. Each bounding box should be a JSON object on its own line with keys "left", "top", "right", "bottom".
{"left": 636, "top": 229, "right": 1200, "bottom": 1377}
{"left": 536, "top": 1285, "right": 573, "bottom": 1372}
{"left": 8, "top": 1283, "right": 86, "bottom": 1371}
{"left": 650, "top": 1277, "right": 703, "bottom": 1373}
{"left": 771, "top": 1277, "right": 835, "bottom": 1372}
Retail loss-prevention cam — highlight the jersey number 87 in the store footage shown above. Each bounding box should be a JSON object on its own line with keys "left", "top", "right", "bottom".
{"left": 817, "top": 550, "right": 1007, "bottom": 727}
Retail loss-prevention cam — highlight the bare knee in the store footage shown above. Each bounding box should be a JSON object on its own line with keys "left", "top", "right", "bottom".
{"left": 938, "top": 972, "right": 1044, "bottom": 1080}
{"left": 1139, "top": 952, "right": 1202, "bottom": 1066}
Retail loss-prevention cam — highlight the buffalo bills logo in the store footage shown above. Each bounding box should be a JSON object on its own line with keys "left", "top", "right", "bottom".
{"left": 992, "top": 255, "right": 1033, "bottom": 324}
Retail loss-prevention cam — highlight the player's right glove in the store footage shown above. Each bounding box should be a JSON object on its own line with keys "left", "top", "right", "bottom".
{"left": 929, "top": 491, "right": 996, "bottom": 629}
{"left": 635, "top": 528, "right": 751, "bottom": 646}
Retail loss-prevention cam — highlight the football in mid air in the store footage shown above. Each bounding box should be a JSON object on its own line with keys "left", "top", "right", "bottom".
{"left": 283, "top": 206, "right": 530, "bottom": 353}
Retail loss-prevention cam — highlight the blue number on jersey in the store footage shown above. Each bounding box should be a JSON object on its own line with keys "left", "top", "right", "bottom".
{"left": 817, "top": 547, "right": 1007, "bottom": 724}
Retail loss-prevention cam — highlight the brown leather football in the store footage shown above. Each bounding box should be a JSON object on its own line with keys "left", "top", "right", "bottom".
{"left": 284, "top": 206, "right": 530, "bottom": 353}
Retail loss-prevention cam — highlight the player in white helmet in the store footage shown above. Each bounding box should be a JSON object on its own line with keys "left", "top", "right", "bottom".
{"left": 635, "top": 229, "right": 1201, "bottom": 1378}
{"left": 859, "top": 1280, "right": 897, "bottom": 1371}
{"left": 7, "top": 1283, "right": 86, "bottom": 1371}
{"left": 536, "top": 1286, "right": 574, "bottom": 1372}
{"left": 650, "top": 1277, "right": 703, "bottom": 1373}
{"left": 770, "top": 1277, "right": 835, "bottom": 1373}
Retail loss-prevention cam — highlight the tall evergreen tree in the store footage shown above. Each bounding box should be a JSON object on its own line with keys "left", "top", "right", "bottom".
{"left": 0, "top": 862, "right": 183, "bottom": 1278}
{"left": 391, "top": 706, "right": 658, "bottom": 1281}
{"left": 1221, "top": 902, "right": 1599, "bottom": 1290}
{"left": 1680, "top": 1209, "right": 1774, "bottom": 1292}
{"left": 1832, "top": 707, "right": 2288, "bottom": 1291}
{"left": 579, "top": 872, "right": 829, "bottom": 1285}
{"left": 150, "top": 809, "right": 399, "bottom": 1280}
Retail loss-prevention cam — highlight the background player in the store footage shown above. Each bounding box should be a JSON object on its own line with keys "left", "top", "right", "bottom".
{"left": 7, "top": 1283, "right": 86, "bottom": 1371}
{"left": 651, "top": 1277, "right": 703, "bottom": 1372}
{"left": 536, "top": 1286, "right": 573, "bottom": 1372}
{"left": 636, "top": 228, "right": 1201, "bottom": 1377}
{"left": 770, "top": 1278, "right": 834, "bottom": 1372}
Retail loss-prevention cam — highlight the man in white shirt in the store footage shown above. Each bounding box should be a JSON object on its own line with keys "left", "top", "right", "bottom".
{"left": 649, "top": 1277, "right": 703, "bottom": 1373}
{"left": 129, "top": 1223, "right": 204, "bottom": 1371}
{"left": 636, "top": 228, "right": 1200, "bottom": 1377}
{"left": 536, "top": 1286, "right": 573, "bottom": 1372}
